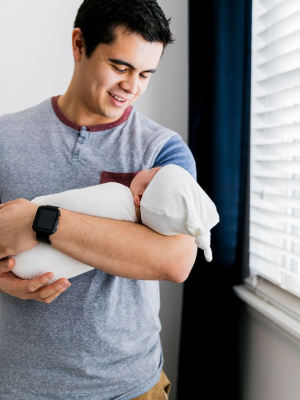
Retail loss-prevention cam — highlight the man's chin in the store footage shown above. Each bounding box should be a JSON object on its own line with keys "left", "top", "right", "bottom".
{"left": 102, "top": 107, "right": 126, "bottom": 122}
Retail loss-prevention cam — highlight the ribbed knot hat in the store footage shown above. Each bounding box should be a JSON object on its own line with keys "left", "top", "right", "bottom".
{"left": 140, "top": 164, "right": 220, "bottom": 262}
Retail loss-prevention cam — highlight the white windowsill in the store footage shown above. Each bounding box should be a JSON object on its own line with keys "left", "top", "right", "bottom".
{"left": 233, "top": 276, "right": 300, "bottom": 348}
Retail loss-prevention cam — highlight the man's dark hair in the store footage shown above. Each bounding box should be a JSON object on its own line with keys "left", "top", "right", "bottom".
{"left": 73, "top": 0, "right": 175, "bottom": 59}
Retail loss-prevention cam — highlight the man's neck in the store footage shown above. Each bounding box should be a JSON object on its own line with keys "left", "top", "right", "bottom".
{"left": 57, "top": 92, "right": 115, "bottom": 127}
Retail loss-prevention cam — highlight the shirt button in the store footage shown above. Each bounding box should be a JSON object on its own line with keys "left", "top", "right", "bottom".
{"left": 79, "top": 139, "right": 84, "bottom": 144}
{"left": 81, "top": 126, "right": 87, "bottom": 131}
{"left": 80, "top": 132, "right": 86, "bottom": 138}
{"left": 75, "top": 149, "right": 80, "bottom": 154}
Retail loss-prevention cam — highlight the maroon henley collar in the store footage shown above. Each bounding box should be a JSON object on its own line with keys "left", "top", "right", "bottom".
{"left": 51, "top": 95, "right": 132, "bottom": 132}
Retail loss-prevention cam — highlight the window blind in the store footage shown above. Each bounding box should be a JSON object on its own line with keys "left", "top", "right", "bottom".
{"left": 250, "top": 0, "right": 300, "bottom": 297}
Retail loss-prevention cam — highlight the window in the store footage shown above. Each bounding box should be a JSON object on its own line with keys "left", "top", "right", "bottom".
{"left": 250, "top": 0, "right": 300, "bottom": 297}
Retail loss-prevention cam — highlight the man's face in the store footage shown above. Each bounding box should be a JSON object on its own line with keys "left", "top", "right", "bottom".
{"left": 74, "top": 26, "right": 164, "bottom": 124}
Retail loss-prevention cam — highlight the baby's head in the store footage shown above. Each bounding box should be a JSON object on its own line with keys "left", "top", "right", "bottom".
{"left": 130, "top": 166, "right": 163, "bottom": 223}
{"left": 130, "top": 164, "right": 220, "bottom": 262}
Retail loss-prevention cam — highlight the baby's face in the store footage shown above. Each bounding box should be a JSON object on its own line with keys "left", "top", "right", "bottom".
{"left": 130, "top": 166, "right": 163, "bottom": 222}
{"left": 130, "top": 167, "right": 162, "bottom": 195}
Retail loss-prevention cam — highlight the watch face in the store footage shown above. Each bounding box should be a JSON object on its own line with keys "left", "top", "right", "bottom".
{"left": 35, "top": 208, "right": 58, "bottom": 231}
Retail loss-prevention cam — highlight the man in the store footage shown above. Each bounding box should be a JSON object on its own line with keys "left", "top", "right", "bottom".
{"left": 0, "top": 1, "right": 198, "bottom": 399}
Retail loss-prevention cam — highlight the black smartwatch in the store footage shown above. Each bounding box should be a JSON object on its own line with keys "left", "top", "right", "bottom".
{"left": 32, "top": 205, "right": 61, "bottom": 244}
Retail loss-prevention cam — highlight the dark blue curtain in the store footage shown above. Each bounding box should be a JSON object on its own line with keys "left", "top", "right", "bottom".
{"left": 177, "top": 1, "right": 252, "bottom": 399}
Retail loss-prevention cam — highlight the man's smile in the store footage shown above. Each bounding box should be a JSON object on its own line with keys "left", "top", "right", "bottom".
{"left": 108, "top": 92, "right": 130, "bottom": 102}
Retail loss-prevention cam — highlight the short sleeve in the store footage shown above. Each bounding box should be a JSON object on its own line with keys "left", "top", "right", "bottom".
{"left": 153, "top": 135, "right": 197, "bottom": 180}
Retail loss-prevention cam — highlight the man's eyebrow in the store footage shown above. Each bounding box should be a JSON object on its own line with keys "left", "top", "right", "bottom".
{"left": 108, "top": 59, "right": 156, "bottom": 73}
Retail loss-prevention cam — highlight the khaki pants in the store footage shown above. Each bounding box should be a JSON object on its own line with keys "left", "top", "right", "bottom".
{"left": 132, "top": 370, "right": 171, "bottom": 400}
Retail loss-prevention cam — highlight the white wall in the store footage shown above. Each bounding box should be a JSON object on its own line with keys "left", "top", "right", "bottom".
{"left": 0, "top": 0, "right": 83, "bottom": 114}
{"left": 0, "top": 1, "right": 189, "bottom": 399}
{"left": 239, "top": 303, "right": 300, "bottom": 400}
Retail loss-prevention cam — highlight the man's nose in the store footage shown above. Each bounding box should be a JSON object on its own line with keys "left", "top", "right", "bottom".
{"left": 120, "top": 74, "right": 139, "bottom": 95}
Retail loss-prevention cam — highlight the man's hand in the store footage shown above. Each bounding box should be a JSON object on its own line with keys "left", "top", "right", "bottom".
{"left": 0, "top": 257, "right": 71, "bottom": 303}
{"left": 0, "top": 198, "right": 39, "bottom": 258}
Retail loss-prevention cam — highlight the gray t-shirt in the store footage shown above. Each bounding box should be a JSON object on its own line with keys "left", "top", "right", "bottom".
{"left": 0, "top": 96, "right": 196, "bottom": 400}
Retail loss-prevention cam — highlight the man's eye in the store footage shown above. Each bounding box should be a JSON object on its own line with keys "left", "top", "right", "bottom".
{"left": 140, "top": 73, "right": 149, "bottom": 79}
{"left": 112, "top": 65, "right": 126, "bottom": 73}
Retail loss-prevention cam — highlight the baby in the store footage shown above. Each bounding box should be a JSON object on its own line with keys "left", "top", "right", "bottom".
{"left": 11, "top": 164, "right": 219, "bottom": 283}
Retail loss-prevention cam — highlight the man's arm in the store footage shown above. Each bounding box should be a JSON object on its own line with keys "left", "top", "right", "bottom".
{"left": 51, "top": 208, "right": 198, "bottom": 282}
{"left": 0, "top": 196, "right": 197, "bottom": 284}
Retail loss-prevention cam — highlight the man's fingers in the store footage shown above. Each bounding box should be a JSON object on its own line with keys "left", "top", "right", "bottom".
{"left": 25, "top": 274, "right": 71, "bottom": 299}
{"left": 0, "top": 257, "right": 14, "bottom": 274}
{"left": 38, "top": 281, "right": 71, "bottom": 304}
{"left": 26, "top": 273, "right": 55, "bottom": 292}
{"left": 37, "top": 278, "right": 71, "bottom": 302}
{"left": 0, "top": 268, "right": 71, "bottom": 303}
{"left": 22, "top": 274, "right": 71, "bottom": 303}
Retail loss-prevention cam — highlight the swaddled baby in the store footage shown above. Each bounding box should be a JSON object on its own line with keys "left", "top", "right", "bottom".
{"left": 12, "top": 164, "right": 219, "bottom": 283}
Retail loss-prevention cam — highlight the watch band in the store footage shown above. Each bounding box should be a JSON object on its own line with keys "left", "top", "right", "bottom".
{"left": 36, "top": 230, "right": 52, "bottom": 244}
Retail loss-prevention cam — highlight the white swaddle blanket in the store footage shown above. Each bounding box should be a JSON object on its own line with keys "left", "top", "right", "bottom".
{"left": 12, "top": 165, "right": 220, "bottom": 283}
{"left": 12, "top": 183, "right": 137, "bottom": 284}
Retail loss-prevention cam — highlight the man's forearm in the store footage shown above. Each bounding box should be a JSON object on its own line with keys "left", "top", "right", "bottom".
{"left": 50, "top": 209, "right": 198, "bottom": 282}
